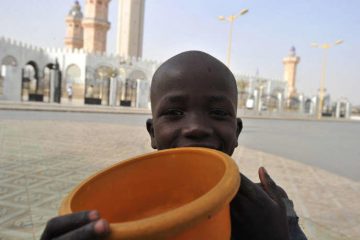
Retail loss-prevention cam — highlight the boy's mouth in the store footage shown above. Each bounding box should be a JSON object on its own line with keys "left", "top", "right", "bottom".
{"left": 175, "top": 144, "right": 221, "bottom": 152}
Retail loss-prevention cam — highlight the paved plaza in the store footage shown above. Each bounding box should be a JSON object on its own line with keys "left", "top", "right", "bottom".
{"left": 0, "top": 115, "right": 359, "bottom": 239}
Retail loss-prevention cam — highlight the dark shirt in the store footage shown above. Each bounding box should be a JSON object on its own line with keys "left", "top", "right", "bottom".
{"left": 288, "top": 216, "right": 307, "bottom": 240}
{"left": 230, "top": 191, "right": 307, "bottom": 240}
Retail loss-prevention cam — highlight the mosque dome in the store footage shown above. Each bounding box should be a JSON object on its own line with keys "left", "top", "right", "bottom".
{"left": 68, "top": 1, "right": 83, "bottom": 19}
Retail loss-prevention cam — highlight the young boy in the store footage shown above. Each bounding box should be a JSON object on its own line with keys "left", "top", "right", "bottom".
{"left": 41, "top": 51, "right": 306, "bottom": 240}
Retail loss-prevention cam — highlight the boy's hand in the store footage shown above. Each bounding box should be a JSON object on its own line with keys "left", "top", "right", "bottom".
{"left": 40, "top": 210, "right": 110, "bottom": 240}
{"left": 230, "top": 167, "right": 290, "bottom": 240}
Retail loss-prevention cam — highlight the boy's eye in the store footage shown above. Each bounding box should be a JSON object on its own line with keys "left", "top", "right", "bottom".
{"left": 210, "top": 109, "right": 230, "bottom": 118}
{"left": 163, "top": 109, "right": 184, "bottom": 116}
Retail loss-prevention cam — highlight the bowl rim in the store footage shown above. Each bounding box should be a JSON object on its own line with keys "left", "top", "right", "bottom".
{"left": 59, "top": 147, "right": 240, "bottom": 239}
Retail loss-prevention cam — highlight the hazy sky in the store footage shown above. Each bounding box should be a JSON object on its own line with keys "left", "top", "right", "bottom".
{"left": 1, "top": 0, "right": 359, "bottom": 105}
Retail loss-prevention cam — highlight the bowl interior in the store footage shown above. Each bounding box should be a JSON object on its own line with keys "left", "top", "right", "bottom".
{"left": 69, "top": 149, "right": 226, "bottom": 223}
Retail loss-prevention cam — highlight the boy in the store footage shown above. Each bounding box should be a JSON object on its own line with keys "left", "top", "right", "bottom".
{"left": 41, "top": 51, "right": 306, "bottom": 240}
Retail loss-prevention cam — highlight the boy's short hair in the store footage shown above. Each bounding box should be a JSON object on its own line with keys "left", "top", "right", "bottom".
{"left": 150, "top": 50, "right": 238, "bottom": 107}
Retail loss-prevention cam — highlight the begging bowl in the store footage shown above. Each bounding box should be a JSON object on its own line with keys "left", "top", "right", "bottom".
{"left": 59, "top": 147, "right": 240, "bottom": 240}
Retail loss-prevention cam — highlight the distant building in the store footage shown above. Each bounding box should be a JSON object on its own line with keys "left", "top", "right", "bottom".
{"left": 64, "top": 0, "right": 145, "bottom": 58}
{"left": 65, "top": 0, "right": 111, "bottom": 53}
{"left": 0, "top": 37, "right": 157, "bottom": 107}
{"left": 117, "top": 0, "right": 145, "bottom": 58}
{"left": 0, "top": 1, "right": 350, "bottom": 118}
{"left": 82, "top": 0, "right": 111, "bottom": 53}
{"left": 235, "top": 73, "right": 287, "bottom": 112}
{"left": 235, "top": 47, "right": 303, "bottom": 113}
{"left": 283, "top": 46, "right": 300, "bottom": 98}
{"left": 0, "top": 0, "right": 157, "bottom": 108}
{"left": 65, "top": 1, "right": 84, "bottom": 50}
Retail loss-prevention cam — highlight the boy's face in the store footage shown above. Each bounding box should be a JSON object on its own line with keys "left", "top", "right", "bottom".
{"left": 147, "top": 52, "right": 242, "bottom": 156}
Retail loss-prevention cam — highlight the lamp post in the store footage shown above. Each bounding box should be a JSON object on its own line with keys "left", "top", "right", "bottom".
{"left": 311, "top": 40, "right": 343, "bottom": 119}
{"left": 219, "top": 8, "right": 248, "bottom": 67}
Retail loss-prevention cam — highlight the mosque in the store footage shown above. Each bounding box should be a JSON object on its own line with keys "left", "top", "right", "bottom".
{"left": 0, "top": 0, "right": 155, "bottom": 108}
{"left": 0, "top": 0, "right": 351, "bottom": 117}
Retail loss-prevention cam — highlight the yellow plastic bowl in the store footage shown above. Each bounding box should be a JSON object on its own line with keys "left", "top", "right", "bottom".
{"left": 59, "top": 147, "right": 240, "bottom": 240}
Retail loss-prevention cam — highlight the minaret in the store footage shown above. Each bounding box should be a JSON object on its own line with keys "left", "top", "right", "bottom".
{"left": 65, "top": 1, "right": 84, "bottom": 49}
{"left": 283, "top": 46, "right": 300, "bottom": 97}
{"left": 117, "top": 0, "right": 145, "bottom": 59}
{"left": 82, "top": 0, "right": 111, "bottom": 53}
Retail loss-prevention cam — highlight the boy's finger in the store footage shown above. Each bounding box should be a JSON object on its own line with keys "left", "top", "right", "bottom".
{"left": 41, "top": 210, "right": 99, "bottom": 239}
{"left": 54, "top": 219, "right": 110, "bottom": 240}
{"left": 259, "top": 167, "right": 282, "bottom": 204}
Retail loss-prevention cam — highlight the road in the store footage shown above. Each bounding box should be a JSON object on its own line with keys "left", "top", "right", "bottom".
{"left": 1, "top": 110, "right": 359, "bottom": 181}
{"left": 240, "top": 118, "right": 360, "bottom": 181}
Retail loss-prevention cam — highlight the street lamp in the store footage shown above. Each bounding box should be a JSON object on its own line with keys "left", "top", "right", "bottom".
{"left": 218, "top": 8, "right": 249, "bottom": 67}
{"left": 311, "top": 39, "right": 343, "bottom": 119}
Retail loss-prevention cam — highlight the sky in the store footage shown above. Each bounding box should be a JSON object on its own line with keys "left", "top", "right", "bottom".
{"left": 1, "top": 0, "right": 360, "bottom": 105}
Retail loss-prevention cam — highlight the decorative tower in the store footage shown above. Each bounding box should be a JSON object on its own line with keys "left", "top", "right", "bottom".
{"left": 117, "top": 0, "right": 145, "bottom": 59}
{"left": 65, "top": 1, "right": 84, "bottom": 49}
{"left": 283, "top": 46, "right": 300, "bottom": 97}
{"left": 82, "top": 0, "right": 111, "bottom": 53}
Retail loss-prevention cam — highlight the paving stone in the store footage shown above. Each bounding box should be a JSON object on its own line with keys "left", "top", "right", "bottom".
{"left": 0, "top": 119, "right": 358, "bottom": 239}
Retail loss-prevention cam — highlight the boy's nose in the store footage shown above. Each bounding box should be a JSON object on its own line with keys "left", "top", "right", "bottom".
{"left": 182, "top": 115, "right": 213, "bottom": 139}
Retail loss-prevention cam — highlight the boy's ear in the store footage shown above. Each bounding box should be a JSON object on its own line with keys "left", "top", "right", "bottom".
{"left": 146, "top": 118, "right": 158, "bottom": 149}
{"left": 236, "top": 117, "right": 243, "bottom": 137}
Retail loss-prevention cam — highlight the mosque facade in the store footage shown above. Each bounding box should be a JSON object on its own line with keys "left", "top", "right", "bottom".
{"left": 0, "top": 36, "right": 157, "bottom": 108}
{"left": 0, "top": 0, "right": 156, "bottom": 108}
{"left": 0, "top": 1, "right": 350, "bottom": 117}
